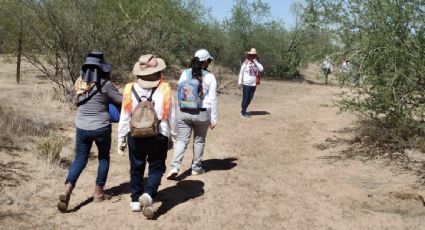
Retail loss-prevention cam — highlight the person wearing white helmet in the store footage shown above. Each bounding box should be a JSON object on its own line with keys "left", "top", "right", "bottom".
{"left": 166, "top": 49, "right": 218, "bottom": 178}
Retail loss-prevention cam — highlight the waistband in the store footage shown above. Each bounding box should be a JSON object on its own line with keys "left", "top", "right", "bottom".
{"left": 180, "top": 108, "right": 209, "bottom": 112}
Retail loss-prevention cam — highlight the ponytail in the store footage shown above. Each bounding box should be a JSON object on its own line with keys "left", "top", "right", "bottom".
{"left": 190, "top": 57, "right": 204, "bottom": 98}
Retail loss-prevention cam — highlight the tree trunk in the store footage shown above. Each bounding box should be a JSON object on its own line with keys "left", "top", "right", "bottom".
{"left": 16, "top": 19, "right": 23, "bottom": 84}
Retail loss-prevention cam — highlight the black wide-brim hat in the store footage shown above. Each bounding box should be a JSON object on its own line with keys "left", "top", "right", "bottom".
{"left": 81, "top": 51, "right": 111, "bottom": 73}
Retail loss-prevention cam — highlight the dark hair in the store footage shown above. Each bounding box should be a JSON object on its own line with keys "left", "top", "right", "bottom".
{"left": 190, "top": 57, "right": 203, "bottom": 78}
{"left": 190, "top": 57, "right": 204, "bottom": 97}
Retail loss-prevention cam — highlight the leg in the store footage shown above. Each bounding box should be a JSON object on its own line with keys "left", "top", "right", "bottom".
{"left": 145, "top": 134, "right": 168, "bottom": 198}
{"left": 127, "top": 134, "right": 147, "bottom": 202}
{"left": 94, "top": 125, "right": 112, "bottom": 187}
{"left": 191, "top": 110, "right": 210, "bottom": 172}
{"left": 241, "top": 85, "right": 250, "bottom": 115}
{"left": 65, "top": 128, "right": 92, "bottom": 186}
{"left": 170, "top": 111, "right": 193, "bottom": 170}
{"left": 59, "top": 127, "right": 91, "bottom": 212}
{"left": 92, "top": 125, "right": 112, "bottom": 201}
{"left": 246, "top": 86, "right": 257, "bottom": 109}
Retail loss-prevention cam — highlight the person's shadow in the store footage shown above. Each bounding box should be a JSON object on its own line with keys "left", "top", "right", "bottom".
{"left": 153, "top": 180, "right": 204, "bottom": 219}
{"left": 248, "top": 111, "right": 270, "bottom": 116}
{"left": 171, "top": 157, "right": 238, "bottom": 181}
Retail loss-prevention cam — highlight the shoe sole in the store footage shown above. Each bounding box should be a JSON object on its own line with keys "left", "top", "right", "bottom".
{"left": 93, "top": 194, "right": 112, "bottom": 202}
{"left": 191, "top": 170, "right": 205, "bottom": 175}
{"left": 166, "top": 171, "right": 178, "bottom": 179}
{"left": 142, "top": 206, "right": 155, "bottom": 219}
{"left": 58, "top": 194, "right": 69, "bottom": 212}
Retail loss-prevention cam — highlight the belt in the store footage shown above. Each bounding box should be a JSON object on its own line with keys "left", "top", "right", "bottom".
{"left": 180, "top": 108, "right": 208, "bottom": 112}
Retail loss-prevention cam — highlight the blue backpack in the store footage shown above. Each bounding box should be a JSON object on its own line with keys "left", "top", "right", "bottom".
{"left": 108, "top": 103, "right": 120, "bottom": 123}
{"left": 177, "top": 69, "right": 208, "bottom": 110}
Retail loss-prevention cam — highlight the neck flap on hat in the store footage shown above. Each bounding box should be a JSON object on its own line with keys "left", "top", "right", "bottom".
{"left": 81, "top": 67, "right": 99, "bottom": 83}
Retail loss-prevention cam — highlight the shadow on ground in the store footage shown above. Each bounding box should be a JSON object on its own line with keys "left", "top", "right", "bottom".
{"left": 248, "top": 111, "right": 270, "bottom": 116}
{"left": 170, "top": 157, "right": 238, "bottom": 181}
{"left": 154, "top": 180, "right": 204, "bottom": 219}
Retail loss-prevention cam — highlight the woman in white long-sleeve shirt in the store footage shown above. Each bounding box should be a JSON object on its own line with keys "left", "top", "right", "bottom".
{"left": 238, "top": 48, "right": 264, "bottom": 118}
{"left": 166, "top": 49, "right": 218, "bottom": 179}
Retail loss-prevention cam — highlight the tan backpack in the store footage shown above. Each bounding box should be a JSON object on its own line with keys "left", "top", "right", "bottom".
{"left": 130, "top": 86, "right": 159, "bottom": 138}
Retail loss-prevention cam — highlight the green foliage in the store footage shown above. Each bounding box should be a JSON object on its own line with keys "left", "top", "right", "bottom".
{"left": 304, "top": 0, "right": 425, "bottom": 151}
{"left": 0, "top": 0, "right": 332, "bottom": 97}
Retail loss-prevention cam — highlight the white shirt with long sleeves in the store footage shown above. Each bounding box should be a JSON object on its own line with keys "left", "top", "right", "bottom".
{"left": 178, "top": 69, "right": 218, "bottom": 125}
{"left": 238, "top": 59, "right": 264, "bottom": 86}
{"left": 117, "top": 83, "right": 176, "bottom": 140}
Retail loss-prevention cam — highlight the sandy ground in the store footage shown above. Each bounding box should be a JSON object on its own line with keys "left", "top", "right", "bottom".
{"left": 1, "top": 60, "right": 425, "bottom": 230}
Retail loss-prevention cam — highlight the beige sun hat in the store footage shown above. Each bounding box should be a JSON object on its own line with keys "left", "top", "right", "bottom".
{"left": 132, "top": 54, "right": 166, "bottom": 88}
{"left": 245, "top": 48, "right": 258, "bottom": 55}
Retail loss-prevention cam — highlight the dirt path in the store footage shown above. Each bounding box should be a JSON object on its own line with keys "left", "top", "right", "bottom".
{"left": 1, "top": 62, "right": 424, "bottom": 229}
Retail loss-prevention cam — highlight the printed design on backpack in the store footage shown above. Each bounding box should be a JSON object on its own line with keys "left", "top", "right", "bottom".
{"left": 130, "top": 86, "right": 159, "bottom": 138}
{"left": 178, "top": 69, "right": 208, "bottom": 110}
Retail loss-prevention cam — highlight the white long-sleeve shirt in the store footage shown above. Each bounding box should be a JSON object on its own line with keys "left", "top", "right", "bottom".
{"left": 178, "top": 69, "right": 218, "bottom": 125}
{"left": 118, "top": 83, "right": 176, "bottom": 140}
{"left": 238, "top": 59, "right": 264, "bottom": 86}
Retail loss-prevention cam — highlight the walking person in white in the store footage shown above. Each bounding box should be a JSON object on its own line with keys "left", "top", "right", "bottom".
{"left": 166, "top": 49, "right": 218, "bottom": 178}
{"left": 238, "top": 48, "right": 264, "bottom": 118}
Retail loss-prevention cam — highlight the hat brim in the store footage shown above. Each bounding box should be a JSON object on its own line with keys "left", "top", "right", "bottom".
{"left": 136, "top": 78, "right": 160, "bottom": 88}
{"left": 132, "top": 58, "right": 166, "bottom": 76}
{"left": 82, "top": 57, "right": 111, "bottom": 73}
{"left": 245, "top": 52, "right": 257, "bottom": 55}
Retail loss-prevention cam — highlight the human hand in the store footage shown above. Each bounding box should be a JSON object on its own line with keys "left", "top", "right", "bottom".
{"left": 238, "top": 84, "right": 242, "bottom": 90}
{"left": 210, "top": 122, "right": 217, "bottom": 130}
{"left": 117, "top": 137, "right": 127, "bottom": 156}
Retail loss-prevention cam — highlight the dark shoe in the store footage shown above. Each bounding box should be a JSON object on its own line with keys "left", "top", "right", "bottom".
{"left": 58, "top": 183, "right": 73, "bottom": 212}
{"left": 166, "top": 168, "right": 179, "bottom": 179}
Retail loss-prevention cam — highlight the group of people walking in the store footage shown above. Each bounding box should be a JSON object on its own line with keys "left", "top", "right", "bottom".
{"left": 57, "top": 48, "right": 263, "bottom": 218}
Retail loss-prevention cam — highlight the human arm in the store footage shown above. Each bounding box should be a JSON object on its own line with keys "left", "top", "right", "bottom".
{"left": 117, "top": 93, "right": 131, "bottom": 156}
{"left": 105, "top": 81, "right": 123, "bottom": 106}
{"left": 238, "top": 62, "right": 246, "bottom": 85}
{"left": 208, "top": 74, "right": 218, "bottom": 128}
{"left": 253, "top": 59, "right": 264, "bottom": 72}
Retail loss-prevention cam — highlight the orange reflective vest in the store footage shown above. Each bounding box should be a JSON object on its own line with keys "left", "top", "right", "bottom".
{"left": 122, "top": 80, "right": 172, "bottom": 120}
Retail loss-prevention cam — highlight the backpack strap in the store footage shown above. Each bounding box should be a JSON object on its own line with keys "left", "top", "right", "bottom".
{"left": 131, "top": 85, "right": 158, "bottom": 103}
{"left": 76, "top": 80, "right": 107, "bottom": 106}
{"left": 147, "top": 87, "right": 157, "bottom": 102}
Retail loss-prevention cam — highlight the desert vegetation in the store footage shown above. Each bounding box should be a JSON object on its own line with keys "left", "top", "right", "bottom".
{"left": 1, "top": 0, "right": 425, "bottom": 229}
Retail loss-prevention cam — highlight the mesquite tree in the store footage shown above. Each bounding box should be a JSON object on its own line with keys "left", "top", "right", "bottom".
{"left": 302, "top": 0, "right": 425, "bottom": 151}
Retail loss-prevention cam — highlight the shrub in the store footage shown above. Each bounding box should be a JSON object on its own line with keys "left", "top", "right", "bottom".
{"left": 36, "top": 134, "right": 69, "bottom": 164}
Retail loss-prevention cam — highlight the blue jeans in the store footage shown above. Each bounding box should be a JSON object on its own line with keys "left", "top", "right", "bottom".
{"left": 241, "top": 85, "right": 257, "bottom": 115}
{"left": 128, "top": 133, "right": 168, "bottom": 202}
{"left": 65, "top": 125, "right": 111, "bottom": 186}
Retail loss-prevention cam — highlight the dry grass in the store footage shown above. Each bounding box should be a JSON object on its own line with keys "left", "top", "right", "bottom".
{"left": 36, "top": 133, "right": 70, "bottom": 164}
{"left": 0, "top": 105, "right": 50, "bottom": 152}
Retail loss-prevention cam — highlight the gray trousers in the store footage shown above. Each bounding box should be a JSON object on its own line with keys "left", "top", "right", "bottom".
{"left": 171, "top": 109, "right": 210, "bottom": 171}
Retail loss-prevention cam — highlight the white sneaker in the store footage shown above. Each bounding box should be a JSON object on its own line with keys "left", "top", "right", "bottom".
{"left": 130, "top": 202, "right": 141, "bottom": 212}
{"left": 166, "top": 168, "right": 179, "bottom": 179}
{"left": 240, "top": 114, "right": 250, "bottom": 118}
{"left": 139, "top": 193, "right": 152, "bottom": 207}
{"left": 191, "top": 168, "right": 205, "bottom": 175}
{"left": 139, "top": 193, "right": 154, "bottom": 218}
